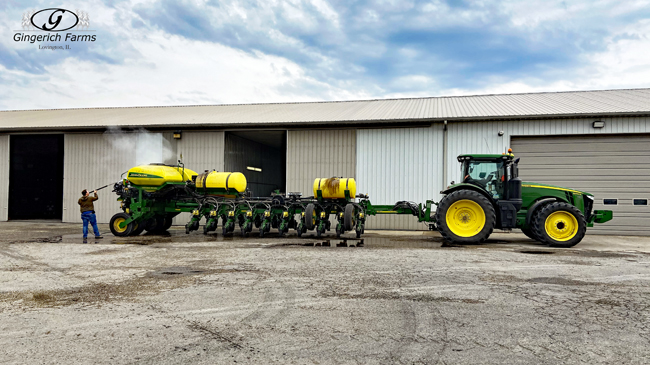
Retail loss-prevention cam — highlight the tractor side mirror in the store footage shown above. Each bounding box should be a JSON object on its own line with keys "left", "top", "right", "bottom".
{"left": 514, "top": 158, "right": 520, "bottom": 164}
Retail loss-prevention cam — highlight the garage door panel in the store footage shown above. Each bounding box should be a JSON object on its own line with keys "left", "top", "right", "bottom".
{"left": 603, "top": 212, "right": 650, "bottom": 218}
{"left": 519, "top": 156, "right": 644, "bottom": 165}
{"left": 515, "top": 144, "right": 649, "bottom": 154}
{"left": 578, "top": 188, "right": 650, "bottom": 195}
{"left": 512, "top": 134, "right": 650, "bottom": 236}
{"left": 517, "top": 151, "right": 648, "bottom": 158}
{"left": 590, "top": 228, "right": 650, "bottom": 235}
{"left": 594, "top": 202, "right": 650, "bottom": 209}
{"left": 520, "top": 178, "right": 648, "bottom": 185}
{"left": 524, "top": 182, "right": 649, "bottom": 189}
{"left": 517, "top": 135, "right": 647, "bottom": 142}
{"left": 522, "top": 169, "right": 650, "bottom": 177}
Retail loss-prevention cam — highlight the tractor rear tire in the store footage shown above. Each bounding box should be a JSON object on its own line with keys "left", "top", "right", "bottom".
{"left": 110, "top": 213, "right": 133, "bottom": 237}
{"left": 435, "top": 190, "right": 496, "bottom": 244}
{"left": 305, "top": 204, "right": 316, "bottom": 230}
{"left": 532, "top": 202, "right": 586, "bottom": 248}
{"left": 520, "top": 228, "right": 539, "bottom": 241}
{"left": 344, "top": 204, "right": 355, "bottom": 231}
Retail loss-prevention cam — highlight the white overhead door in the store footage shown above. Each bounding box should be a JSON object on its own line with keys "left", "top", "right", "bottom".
{"left": 357, "top": 127, "right": 443, "bottom": 230}
{"left": 512, "top": 135, "right": 650, "bottom": 236}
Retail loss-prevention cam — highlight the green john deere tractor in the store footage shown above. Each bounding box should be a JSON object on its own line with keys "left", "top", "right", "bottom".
{"left": 435, "top": 152, "right": 613, "bottom": 247}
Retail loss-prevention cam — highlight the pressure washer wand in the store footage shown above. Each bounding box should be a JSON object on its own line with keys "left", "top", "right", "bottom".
{"left": 93, "top": 184, "right": 112, "bottom": 192}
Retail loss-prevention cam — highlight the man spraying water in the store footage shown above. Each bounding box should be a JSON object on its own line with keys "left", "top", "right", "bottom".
{"left": 78, "top": 189, "right": 103, "bottom": 242}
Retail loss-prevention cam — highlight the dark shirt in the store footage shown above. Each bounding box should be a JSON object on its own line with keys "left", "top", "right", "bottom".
{"left": 78, "top": 193, "right": 98, "bottom": 213}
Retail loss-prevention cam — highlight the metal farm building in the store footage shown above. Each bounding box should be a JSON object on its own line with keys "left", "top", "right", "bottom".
{"left": 1, "top": 88, "right": 649, "bottom": 235}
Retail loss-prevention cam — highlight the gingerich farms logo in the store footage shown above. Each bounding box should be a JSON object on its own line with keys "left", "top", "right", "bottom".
{"left": 14, "top": 8, "right": 96, "bottom": 50}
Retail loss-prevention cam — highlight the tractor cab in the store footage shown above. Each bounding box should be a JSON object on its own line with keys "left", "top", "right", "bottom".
{"left": 455, "top": 151, "right": 523, "bottom": 228}
{"left": 457, "top": 151, "right": 520, "bottom": 201}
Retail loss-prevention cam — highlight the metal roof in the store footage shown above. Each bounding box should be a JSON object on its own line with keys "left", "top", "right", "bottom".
{"left": 1, "top": 88, "right": 650, "bottom": 131}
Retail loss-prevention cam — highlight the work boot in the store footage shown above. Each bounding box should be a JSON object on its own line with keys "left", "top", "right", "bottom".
{"left": 95, "top": 236, "right": 103, "bottom": 239}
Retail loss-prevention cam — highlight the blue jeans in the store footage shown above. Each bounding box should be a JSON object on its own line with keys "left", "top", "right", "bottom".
{"left": 81, "top": 211, "right": 100, "bottom": 238}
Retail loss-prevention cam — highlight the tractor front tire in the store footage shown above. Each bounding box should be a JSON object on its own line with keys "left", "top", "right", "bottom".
{"left": 532, "top": 202, "right": 586, "bottom": 248}
{"left": 110, "top": 213, "right": 133, "bottom": 237}
{"left": 435, "top": 190, "right": 496, "bottom": 244}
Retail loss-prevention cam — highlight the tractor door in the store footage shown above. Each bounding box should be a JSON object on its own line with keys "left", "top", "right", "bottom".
{"left": 462, "top": 160, "right": 505, "bottom": 199}
{"left": 498, "top": 159, "right": 523, "bottom": 228}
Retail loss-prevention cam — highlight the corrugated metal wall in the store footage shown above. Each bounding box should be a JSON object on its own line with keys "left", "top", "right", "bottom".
{"left": 175, "top": 131, "right": 225, "bottom": 172}
{"left": 357, "top": 126, "right": 444, "bottom": 230}
{"left": 171, "top": 131, "right": 225, "bottom": 225}
{"left": 287, "top": 130, "right": 356, "bottom": 195}
{"left": 446, "top": 116, "right": 650, "bottom": 185}
{"left": 172, "top": 131, "right": 225, "bottom": 226}
{"left": 63, "top": 133, "right": 137, "bottom": 224}
{"left": 0, "top": 135, "right": 9, "bottom": 221}
{"left": 62, "top": 131, "right": 224, "bottom": 226}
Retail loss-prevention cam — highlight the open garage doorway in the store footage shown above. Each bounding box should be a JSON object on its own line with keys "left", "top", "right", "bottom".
{"left": 9, "top": 135, "right": 64, "bottom": 220}
{"left": 225, "top": 131, "right": 286, "bottom": 197}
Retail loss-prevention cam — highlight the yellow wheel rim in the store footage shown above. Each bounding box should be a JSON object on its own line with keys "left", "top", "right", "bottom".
{"left": 446, "top": 200, "right": 486, "bottom": 237}
{"left": 113, "top": 217, "right": 127, "bottom": 233}
{"left": 544, "top": 211, "right": 578, "bottom": 241}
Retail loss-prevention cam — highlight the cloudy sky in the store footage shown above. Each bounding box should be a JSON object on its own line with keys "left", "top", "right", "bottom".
{"left": 1, "top": 0, "right": 649, "bottom": 110}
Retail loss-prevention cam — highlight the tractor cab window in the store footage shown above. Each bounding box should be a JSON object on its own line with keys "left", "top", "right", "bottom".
{"left": 463, "top": 160, "right": 504, "bottom": 199}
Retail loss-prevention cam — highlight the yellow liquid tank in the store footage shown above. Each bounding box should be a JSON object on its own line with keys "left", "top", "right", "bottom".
{"left": 313, "top": 177, "right": 356, "bottom": 199}
{"left": 196, "top": 171, "right": 247, "bottom": 193}
{"left": 127, "top": 164, "right": 198, "bottom": 186}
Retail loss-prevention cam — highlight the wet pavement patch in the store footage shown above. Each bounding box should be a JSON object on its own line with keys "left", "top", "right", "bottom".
{"left": 321, "top": 290, "right": 484, "bottom": 303}
{"left": 594, "top": 298, "right": 622, "bottom": 306}
{"left": 528, "top": 277, "right": 589, "bottom": 286}
{"left": 520, "top": 250, "right": 555, "bottom": 255}
{"left": 0, "top": 273, "right": 203, "bottom": 309}
{"left": 148, "top": 267, "right": 207, "bottom": 278}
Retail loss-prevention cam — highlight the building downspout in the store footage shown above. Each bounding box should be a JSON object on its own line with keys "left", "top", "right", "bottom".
{"left": 442, "top": 120, "right": 448, "bottom": 191}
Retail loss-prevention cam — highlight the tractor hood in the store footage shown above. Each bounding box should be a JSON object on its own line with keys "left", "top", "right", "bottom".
{"left": 521, "top": 182, "right": 593, "bottom": 197}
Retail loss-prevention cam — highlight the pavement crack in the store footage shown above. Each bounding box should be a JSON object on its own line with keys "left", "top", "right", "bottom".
{"left": 186, "top": 320, "right": 244, "bottom": 349}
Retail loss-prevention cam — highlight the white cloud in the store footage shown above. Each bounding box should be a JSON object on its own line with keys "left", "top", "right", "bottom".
{"left": 0, "top": 29, "right": 374, "bottom": 110}
{"left": 429, "top": 18, "right": 650, "bottom": 97}
{"left": 1, "top": 0, "right": 650, "bottom": 111}
{"left": 584, "top": 19, "right": 650, "bottom": 89}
